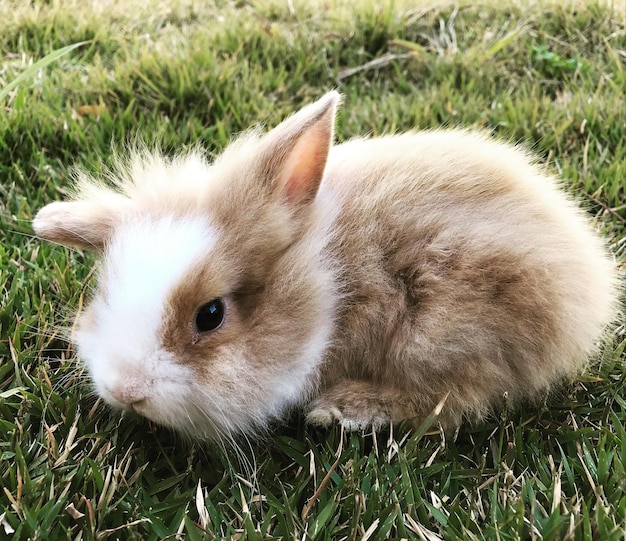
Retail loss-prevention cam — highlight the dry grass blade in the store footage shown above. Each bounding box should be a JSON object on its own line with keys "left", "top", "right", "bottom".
{"left": 338, "top": 53, "right": 411, "bottom": 80}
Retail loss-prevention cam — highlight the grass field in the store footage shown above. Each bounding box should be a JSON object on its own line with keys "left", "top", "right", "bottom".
{"left": 1, "top": 0, "right": 625, "bottom": 539}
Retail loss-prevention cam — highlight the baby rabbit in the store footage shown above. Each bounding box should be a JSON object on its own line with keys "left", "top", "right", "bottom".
{"left": 34, "top": 92, "right": 619, "bottom": 439}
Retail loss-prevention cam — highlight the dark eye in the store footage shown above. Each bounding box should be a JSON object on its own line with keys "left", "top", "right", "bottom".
{"left": 194, "top": 299, "right": 225, "bottom": 333}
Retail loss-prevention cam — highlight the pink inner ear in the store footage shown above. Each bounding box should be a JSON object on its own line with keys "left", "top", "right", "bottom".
{"left": 281, "top": 123, "right": 331, "bottom": 205}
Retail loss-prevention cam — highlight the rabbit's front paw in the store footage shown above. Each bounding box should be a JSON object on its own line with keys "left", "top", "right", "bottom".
{"left": 306, "top": 402, "right": 391, "bottom": 430}
{"left": 306, "top": 381, "right": 396, "bottom": 431}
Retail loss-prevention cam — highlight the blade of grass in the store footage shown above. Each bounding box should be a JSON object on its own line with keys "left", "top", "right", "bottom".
{"left": 484, "top": 26, "right": 525, "bottom": 59}
{"left": 0, "top": 41, "right": 88, "bottom": 101}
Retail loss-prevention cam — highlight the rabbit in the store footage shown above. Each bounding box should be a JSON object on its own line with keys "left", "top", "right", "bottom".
{"left": 33, "top": 91, "right": 620, "bottom": 439}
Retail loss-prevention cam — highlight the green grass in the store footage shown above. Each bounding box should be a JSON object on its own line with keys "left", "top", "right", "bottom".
{"left": 1, "top": 0, "right": 625, "bottom": 538}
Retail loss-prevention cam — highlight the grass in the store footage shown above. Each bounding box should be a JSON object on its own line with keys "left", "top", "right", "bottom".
{"left": 1, "top": 0, "right": 625, "bottom": 538}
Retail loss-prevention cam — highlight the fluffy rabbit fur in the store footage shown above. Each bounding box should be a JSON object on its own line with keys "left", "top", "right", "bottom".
{"left": 34, "top": 92, "right": 619, "bottom": 439}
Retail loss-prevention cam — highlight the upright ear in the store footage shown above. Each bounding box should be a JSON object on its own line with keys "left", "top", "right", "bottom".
{"left": 258, "top": 91, "right": 340, "bottom": 206}
{"left": 33, "top": 196, "right": 127, "bottom": 250}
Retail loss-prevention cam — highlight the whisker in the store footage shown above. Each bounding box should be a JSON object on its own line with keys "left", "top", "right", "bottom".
{"left": 188, "top": 392, "right": 257, "bottom": 478}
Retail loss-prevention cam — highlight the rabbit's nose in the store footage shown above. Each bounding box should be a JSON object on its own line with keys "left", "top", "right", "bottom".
{"left": 105, "top": 380, "right": 148, "bottom": 406}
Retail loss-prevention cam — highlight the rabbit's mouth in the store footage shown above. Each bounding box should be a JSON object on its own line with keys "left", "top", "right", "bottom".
{"left": 128, "top": 400, "right": 148, "bottom": 416}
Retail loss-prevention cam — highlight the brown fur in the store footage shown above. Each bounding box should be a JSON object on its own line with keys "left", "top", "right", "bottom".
{"left": 309, "top": 132, "right": 619, "bottom": 427}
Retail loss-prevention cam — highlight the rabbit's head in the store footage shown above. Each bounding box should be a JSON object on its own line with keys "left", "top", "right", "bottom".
{"left": 34, "top": 92, "right": 341, "bottom": 439}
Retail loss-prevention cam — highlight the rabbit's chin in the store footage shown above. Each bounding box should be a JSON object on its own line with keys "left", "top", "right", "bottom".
{"left": 89, "top": 359, "right": 318, "bottom": 440}
{"left": 87, "top": 358, "right": 256, "bottom": 439}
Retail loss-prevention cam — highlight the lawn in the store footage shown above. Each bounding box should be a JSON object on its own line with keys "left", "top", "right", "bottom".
{"left": 1, "top": 0, "right": 625, "bottom": 539}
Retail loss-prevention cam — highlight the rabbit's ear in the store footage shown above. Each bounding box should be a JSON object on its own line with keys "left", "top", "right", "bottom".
{"left": 259, "top": 91, "right": 340, "bottom": 206}
{"left": 33, "top": 198, "right": 127, "bottom": 250}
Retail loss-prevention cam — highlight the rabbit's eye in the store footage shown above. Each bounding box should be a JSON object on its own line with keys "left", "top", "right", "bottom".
{"left": 195, "top": 299, "right": 225, "bottom": 333}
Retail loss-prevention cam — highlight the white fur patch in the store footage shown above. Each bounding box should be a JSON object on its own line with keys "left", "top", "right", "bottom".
{"left": 104, "top": 216, "right": 217, "bottom": 346}
{"left": 75, "top": 216, "right": 218, "bottom": 416}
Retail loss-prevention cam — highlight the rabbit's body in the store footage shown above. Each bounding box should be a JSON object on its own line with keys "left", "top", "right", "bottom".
{"left": 313, "top": 132, "right": 617, "bottom": 427}
{"left": 34, "top": 92, "right": 619, "bottom": 438}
